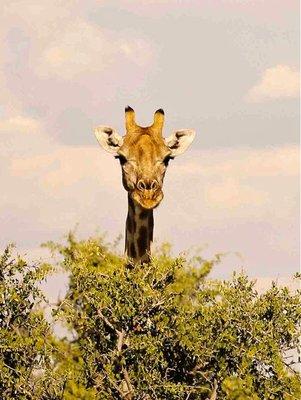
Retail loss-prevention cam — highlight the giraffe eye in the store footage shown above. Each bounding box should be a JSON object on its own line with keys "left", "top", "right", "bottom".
{"left": 115, "top": 154, "right": 127, "bottom": 165}
{"left": 163, "top": 155, "right": 173, "bottom": 166}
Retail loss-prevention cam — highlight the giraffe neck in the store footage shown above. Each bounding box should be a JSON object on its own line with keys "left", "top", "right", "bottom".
{"left": 125, "top": 194, "right": 154, "bottom": 263}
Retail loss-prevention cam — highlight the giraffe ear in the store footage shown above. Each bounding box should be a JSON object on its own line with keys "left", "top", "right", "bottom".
{"left": 94, "top": 125, "right": 124, "bottom": 154}
{"left": 165, "top": 129, "right": 196, "bottom": 157}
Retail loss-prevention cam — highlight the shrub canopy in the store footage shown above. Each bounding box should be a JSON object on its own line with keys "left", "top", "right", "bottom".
{"left": 1, "top": 235, "right": 300, "bottom": 399}
{"left": 0, "top": 246, "right": 53, "bottom": 399}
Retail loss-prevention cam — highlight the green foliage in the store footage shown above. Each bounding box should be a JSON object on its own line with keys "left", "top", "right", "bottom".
{"left": 0, "top": 245, "right": 54, "bottom": 399}
{"left": 47, "top": 234, "right": 301, "bottom": 399}
{"left": 1, "top": 236, "right": 300, "bottom": 399}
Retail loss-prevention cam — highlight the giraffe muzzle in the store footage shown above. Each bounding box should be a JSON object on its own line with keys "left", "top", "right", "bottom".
{"left": 131, "top": 182, "right": 163, "bottom": 209}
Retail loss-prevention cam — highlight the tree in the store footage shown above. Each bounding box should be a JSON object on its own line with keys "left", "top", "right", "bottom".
{"left": 45, "top": 234, "right": 301, "bottom": 399}
{"left": 0, "top": 246, "right": 54, "bottom": 400}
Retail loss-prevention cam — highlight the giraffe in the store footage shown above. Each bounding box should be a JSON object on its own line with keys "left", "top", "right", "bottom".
{"left": 94, "top": 106, "right": 195, "bottom": 264}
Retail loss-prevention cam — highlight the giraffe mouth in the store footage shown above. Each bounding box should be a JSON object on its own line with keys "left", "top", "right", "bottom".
{"left": 131, "top": 189, "right": 164, "bottom": 209}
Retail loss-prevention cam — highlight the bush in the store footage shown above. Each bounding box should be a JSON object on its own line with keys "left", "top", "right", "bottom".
{"left": 0, "top": 245, "right": 54, "bottom": 399}
{"left": 0, "top": 236, "right": 300, "bottom": 399}
{"left": 45, "top": 234, "right": 301, "bottom": 399}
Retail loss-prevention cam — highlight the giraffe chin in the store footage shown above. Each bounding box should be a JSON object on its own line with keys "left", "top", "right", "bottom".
{"left": 131, "top": 190, "right": 163, "bottom": 210}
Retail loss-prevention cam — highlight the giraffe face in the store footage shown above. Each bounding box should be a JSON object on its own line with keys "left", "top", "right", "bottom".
{"left": 117, "top": 131, "right": 170, "bottom": 209}
{"left": 94, "top": 107, "right": 195, "bottom": 210}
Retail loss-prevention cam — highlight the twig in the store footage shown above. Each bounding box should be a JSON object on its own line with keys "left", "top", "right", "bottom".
{"left": 60, "top": 377, "right": 67, "bottom": 400}
{"left": 117, "top": 329, "right": 126, "bottom": 353}
{"left": 97, "top": 309, "right": 116, "bottom": 331}
{"left": 98, "top": 309, "right": 134, "bottom": 399}
{"left": 208, "top": 380, "right": 218, "bottom": 400}
{"left": 123, "top": 368, "right": 134, "bottom": 399}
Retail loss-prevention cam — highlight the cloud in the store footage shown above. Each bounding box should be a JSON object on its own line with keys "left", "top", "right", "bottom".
{"left": 204, "top": 178, "right": 268, "bottom": 209}
{"left": 163, "top": 145, "right": 299, "bottom": 223}
{"left": 0, "top": 115, "right": 42, "bottom": 134}
{"left": 10, "top": 146, "right": 120, "bottom": 191}
{"left": 175, "top": 146, "right": 298, "bottom": 179}
{"left": 35, "top": 19, "right": 113, "bottom": 79}
{"left": 246, "top": 65, "right": 300, "bottom": 102}
{"left": 0, "top": 113, "right": 122, "bottom": 243}
{"left": 35, "top": 20, "right": 154, "bottom": 79}
{"left": 0, "top": 113, "right": 58, "bottom": 160}
{"left": 2, "top": 1, "right": 155, "bottom": 82}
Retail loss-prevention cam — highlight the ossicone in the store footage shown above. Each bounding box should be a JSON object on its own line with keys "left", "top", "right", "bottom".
{"left": 155, "top": 108, "right": 164, "bottom": 115}
{"left": 125, "top": 105, "right": 134, "bottom": 113}
{"left": 153, "top": 108, "right": 164, "bottom": 131}
{"left": 125, "top": 105, "right": 136, "bottom": 130}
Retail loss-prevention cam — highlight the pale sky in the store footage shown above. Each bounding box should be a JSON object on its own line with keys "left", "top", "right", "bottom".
{"left": 0, "top": 1, "right": 299, "bottom": 293}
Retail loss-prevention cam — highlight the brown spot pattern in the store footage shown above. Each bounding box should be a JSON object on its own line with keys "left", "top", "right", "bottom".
{"left": 170, "top": 141, "right": 179, "bottom": 149}
{"left": 126, "top": 215, "right": 134, "bottom": 234}
{"left": 138, "top": 226, "right": 148, "bottom": 257}
{"left": 130, "top": 242, "right": 136, "bottom": 259}
{"left": 148, "top": 213, "right": 154, "bottom": 243}
{"left": 128, "top": 196, "right": 135, "bottom": 212}
{"left": 140, "top": 209, "right": 149, "bottom": 220}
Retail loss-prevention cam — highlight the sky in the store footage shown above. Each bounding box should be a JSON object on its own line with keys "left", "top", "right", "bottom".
{"left": 0, "top": 0, "right": 300, "bottom": 296}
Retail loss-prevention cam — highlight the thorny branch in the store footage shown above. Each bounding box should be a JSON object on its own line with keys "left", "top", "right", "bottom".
{"left": 98, "top": 309, "right": 133, "bottom": 399}
{"left": 208, "top": 379, "right": 218, "bottom": 400}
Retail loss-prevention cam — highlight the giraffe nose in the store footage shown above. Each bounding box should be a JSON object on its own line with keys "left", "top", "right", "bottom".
{"left": 137, "top": 179, "right": 158, "bottom": 191}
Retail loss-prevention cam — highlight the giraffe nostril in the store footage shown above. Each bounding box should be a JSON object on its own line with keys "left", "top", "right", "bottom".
{"left": 137, "top": 180, "right": 146, "bottom": 191}
{"left": 137, "top": 179, "right": 159, "bottom": 191}
{"left": 151, "top": 180, "right": 158, "bottom": 190}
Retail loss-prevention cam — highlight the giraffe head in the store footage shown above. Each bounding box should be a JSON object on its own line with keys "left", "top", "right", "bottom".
{"left": 94, "top": 106, "right": 195, "bottom": 210}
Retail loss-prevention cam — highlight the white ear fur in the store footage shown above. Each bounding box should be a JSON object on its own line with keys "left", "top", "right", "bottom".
{"left": 94, "top": 125, "right": 124, "bottom": 154}
{"left": 165, "top": 129, "right": 196, "bottom": 157}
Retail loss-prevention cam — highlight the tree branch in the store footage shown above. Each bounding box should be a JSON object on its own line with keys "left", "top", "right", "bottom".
{"left": 98, "top": 309, "right": 133, "bottom": 399}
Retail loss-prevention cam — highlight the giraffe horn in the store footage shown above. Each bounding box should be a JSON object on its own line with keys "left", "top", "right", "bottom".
{"left": 153, "top": 108, "right": 164, "bottom": 132}
{"left": 125, "top": 105, "right": 136, "bottom": 130}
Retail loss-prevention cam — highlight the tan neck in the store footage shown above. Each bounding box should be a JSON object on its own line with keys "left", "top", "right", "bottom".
{"left": 125, "top": 194, "right": 154, "bottom": 263}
